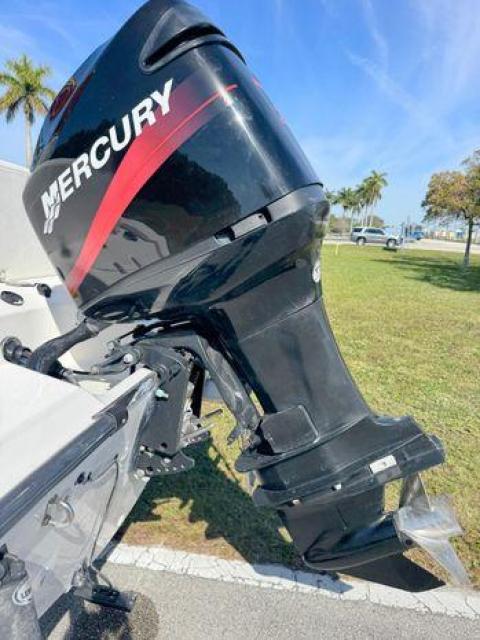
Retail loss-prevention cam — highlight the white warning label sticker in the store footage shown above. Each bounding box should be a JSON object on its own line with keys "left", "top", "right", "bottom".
{"left": 369, "top": 455, "right": 397, "bottom": 474}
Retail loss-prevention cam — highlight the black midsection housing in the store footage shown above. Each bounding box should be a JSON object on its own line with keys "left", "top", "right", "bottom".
{"left": 118, "top": 188, "right": 443, "bottom": 570}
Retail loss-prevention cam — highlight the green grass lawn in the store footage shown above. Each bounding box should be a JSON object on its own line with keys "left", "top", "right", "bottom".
{"left": 121, "top": 246, "right": 480, "bottom": 586}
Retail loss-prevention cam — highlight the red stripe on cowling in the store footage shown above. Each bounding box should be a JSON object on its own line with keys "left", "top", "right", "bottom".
{"left": 65, "top": 82, "right": 238, "bottom": 294}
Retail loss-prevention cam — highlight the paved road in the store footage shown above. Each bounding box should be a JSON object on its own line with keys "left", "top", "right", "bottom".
{"left": 325, "top": 236, "right": 480, "bottom": 255}
{"left": 41, "top": 564, "right": 479, "bottom": 640}
{"left": 411, "top": 238, "right": 480, "bottom": 254}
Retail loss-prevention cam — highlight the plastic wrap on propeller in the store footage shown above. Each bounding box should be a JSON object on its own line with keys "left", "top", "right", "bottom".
{"left": 395, "top": 476, "right": 470, "bottom": 587}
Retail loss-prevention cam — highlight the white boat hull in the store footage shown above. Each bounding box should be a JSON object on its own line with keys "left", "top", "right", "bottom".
{"left": 0, "top": 161, "right": 156, "bottom": 620}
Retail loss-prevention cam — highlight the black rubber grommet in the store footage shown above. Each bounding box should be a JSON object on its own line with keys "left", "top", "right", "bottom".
{"left": 1, "top": 290, "right": 24, "bottom": 306}
{"left": 36, "top": 283, "right": 52, "bottom": 298}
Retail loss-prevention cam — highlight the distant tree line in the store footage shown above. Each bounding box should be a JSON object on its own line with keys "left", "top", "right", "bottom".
{"left": 326, "top": 170, "right": 388, "bottom": 234}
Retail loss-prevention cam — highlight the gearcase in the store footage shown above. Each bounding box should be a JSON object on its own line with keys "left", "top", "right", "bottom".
{"left": 0, "top": 0, "right": 469, "bottom": 631}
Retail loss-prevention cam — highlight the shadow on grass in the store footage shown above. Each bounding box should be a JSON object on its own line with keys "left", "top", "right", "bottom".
{"left": 374, "top": 252, "right": 480, "bottom": 292}
{"left": 119, "top": 440, "right": 442, "bottom": 592}
{"left": 121, "top": 440, "right": 297, "bottom": 567}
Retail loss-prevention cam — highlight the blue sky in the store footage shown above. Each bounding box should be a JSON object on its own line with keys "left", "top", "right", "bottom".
{"left": 1, "top": 0, "right": 479, "bottom": 226}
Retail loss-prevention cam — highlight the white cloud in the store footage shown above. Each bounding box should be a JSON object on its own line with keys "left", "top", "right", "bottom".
{"left": 0, "top": 24, "right": 35, "bottom": 58}
{"left": 342, "top": 1, "right": 480, "bottom": 165}
{"left": 301, "top": 133, "right": 374, "bottom": 190}
{"left": 361, "top": 0, "right": 388, "bottom": 70}
{"left": 345, "top": 51, "right": 452, "bottom": 144}
{"left": 16, "top": 13, "right": 81, "bottom": 53}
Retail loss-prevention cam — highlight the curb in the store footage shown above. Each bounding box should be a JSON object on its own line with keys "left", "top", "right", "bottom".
{"left": 104, "top": 543, "right": 479, "bottom": 620}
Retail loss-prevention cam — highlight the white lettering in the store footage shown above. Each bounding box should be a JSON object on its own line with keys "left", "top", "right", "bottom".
{"left": 58, "top": 167, "right": 75, "bottom": 201}
{"left": 71, "top": 153, "right": 92, "bottom": 189}
{"left": 151, "top": 78, "right": 173, "bottom": 116}
{"left": 41, "top": 78, "right": 174, "bottom": 234}
{"left": 41, "top": 181, "right": 61, "bottom": 234}
{"left": 110, "top": 115, "right": 132, "bottom": 152}
{"left": 131, "top": 97, "right": 155, "bottom": 137}
{"left": 90, "top": 136, "right": 111, "bottom": 170}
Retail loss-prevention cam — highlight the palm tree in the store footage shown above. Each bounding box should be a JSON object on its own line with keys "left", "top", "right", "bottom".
{"left": 324, "top": 189, "right": 337, "bottom": 205}
{"left": 350, "top": 184, "right": 365, "bottom": 233}
{"left": 0, "top": 54, "right": 55, "bottom": 167}
{"left": 354, "top": 182, "right": 368, "bottom": 226}
{"left": 334, "top": 187, "right": 357, "bottom": 232}
{"left": 363, "top": 171, "right": 388, "bottom": 226}
{"left": 329, "top": 187, "right": 355, "bottom": 230}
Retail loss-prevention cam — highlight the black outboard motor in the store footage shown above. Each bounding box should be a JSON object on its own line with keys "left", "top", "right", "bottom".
{"left": 20, "top": 0, "right": 459, "bottom": 575}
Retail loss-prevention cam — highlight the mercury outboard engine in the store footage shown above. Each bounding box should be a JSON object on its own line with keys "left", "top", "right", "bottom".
{"left": 16, "top": 0, "right": 467, "bottom": 580}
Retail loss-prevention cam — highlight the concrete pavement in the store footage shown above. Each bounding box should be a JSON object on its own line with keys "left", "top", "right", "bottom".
{"left": 324, "top": 236, "right": 480, "bottom": 255}
{"left": 41, "top": 563, "right": 480, "bottom": 640}
{"left": 410, "top": 238, "right": 480, "bottom": 254}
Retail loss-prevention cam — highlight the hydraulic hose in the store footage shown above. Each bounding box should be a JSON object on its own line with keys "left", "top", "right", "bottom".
{"left": 27, "top": 318, "right": 106, "bottom": 375}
